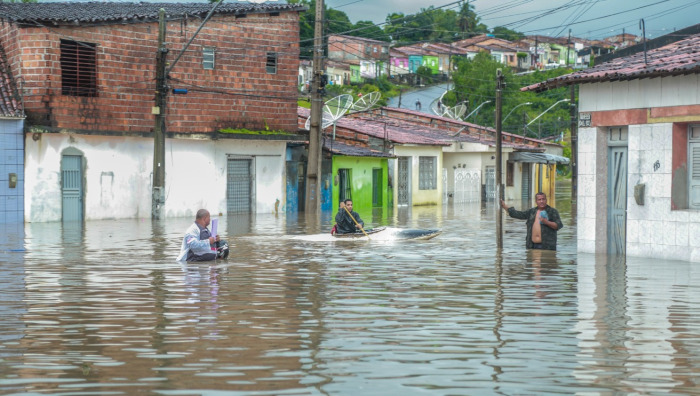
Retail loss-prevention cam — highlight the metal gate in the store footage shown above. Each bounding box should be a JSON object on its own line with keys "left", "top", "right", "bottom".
{"left": 454, "top": 169, "right": 480, "bottom": 203}
{"left": 397, "top": 157, "right": 410, "bottom": 205}
{"left": 608, "top": 146, "right": 628, "bottom": 255}
{"left": 227, "top": 157, "right": 253, "bottom": 214}
{"left": 61, "top": 155, "right": 83, "bottom": 222}
{"left": 521, "top": 163, "right": 531, "bottom": 205}
{"left": 485, "top": 166, "right": 495, "bottom": 201}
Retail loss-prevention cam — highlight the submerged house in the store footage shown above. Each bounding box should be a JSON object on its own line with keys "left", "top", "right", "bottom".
{"left": 0, "top": 2, "right": 305, "bottom": 222}
{"left": 523, "top": 29, "right": 700, "bottom": 261}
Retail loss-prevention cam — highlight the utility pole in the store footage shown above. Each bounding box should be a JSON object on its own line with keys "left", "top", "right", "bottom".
{"left": 566, "top": 28, "right": 571, "bottom": 66}
{"left": 495, "top": 69, "right": 504, "bottom": 249}
{"left": 570, "top": 85, "right": 577, "bottom": 204}
{"left": 305, "top": 0, "right": 324, "bottom": 215}
{"left": 152, "top": 8, "right": 168, "bottom": 219}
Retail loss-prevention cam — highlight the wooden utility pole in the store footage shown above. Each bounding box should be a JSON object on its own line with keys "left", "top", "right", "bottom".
{"left": 305, "top": 0, "right": 324, "bottom": 215}
{"left": 570, "top": 85, "right": 577, "bottom": 204}
{"left": 152, "top": 8, "right": 168, "bottom": 219}
{"left": 495, "top": 69, "right": 504, "bottom": 249}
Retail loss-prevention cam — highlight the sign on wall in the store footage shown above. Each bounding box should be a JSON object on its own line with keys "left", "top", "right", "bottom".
{"left": 579, "top": 112, "right": 591, "bottom": 127}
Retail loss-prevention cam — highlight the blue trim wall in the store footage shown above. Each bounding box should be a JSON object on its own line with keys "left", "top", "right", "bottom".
{"left": 0, "top": 119, "right": 24, "bottom": 224}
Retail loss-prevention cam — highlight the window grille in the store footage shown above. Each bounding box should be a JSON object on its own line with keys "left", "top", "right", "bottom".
{"left": 419, "top": 156, "right": 437, "bottom": 190}
{"left": 203, "top": 47, "right": 215, "bottom": 70}
{"left": 266, "top": 52, "right": 277, "bottom": 74}
{"left": 60, "top": 39, "right": 97, "bottom": 97}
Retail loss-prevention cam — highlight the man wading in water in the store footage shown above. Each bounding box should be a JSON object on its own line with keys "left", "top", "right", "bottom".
{"left": 500, "top": 192, "right": 563, "bottom": 250}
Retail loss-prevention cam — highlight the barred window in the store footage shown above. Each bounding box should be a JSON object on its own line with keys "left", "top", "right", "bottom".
{"left": 203, "top": 47, "right": 215, "bottom": 70}
{"left": 60, "top": 39, "right": 97, "bottom": 97}
{"left": 419, "top": 156, "right": 437, "bottom": 190}
{"left": 266, "top": 52, "right": 277, "bottom": 74}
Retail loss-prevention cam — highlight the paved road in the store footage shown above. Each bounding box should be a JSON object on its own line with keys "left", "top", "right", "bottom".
{"left": 387, "top": 83, "right": 449, "bottom": 115}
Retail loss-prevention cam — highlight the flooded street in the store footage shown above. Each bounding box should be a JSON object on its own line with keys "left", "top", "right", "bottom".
{"left": 2, "top": 187, "right": 700, "bottom": 395}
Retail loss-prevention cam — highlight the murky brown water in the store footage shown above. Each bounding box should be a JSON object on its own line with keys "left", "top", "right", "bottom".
{"left": 2, "top": 186, "right": 700, "bottom": 395}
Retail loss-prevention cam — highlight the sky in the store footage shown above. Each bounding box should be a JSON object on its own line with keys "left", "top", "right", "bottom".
{"left": 39, "top": 0, "right": 700, "bottom": 40}
{"left": 323, "top": 0, "right": 700, "bottom": 39}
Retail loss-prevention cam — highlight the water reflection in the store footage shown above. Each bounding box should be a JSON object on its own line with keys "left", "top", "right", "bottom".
{"left": 1, "top": 192, "right": 700, "bottom": 394}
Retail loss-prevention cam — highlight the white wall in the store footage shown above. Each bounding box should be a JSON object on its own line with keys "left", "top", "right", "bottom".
{"left": 393, "top": 145, "right": 444, "bottom": 206}
{"left": 24, "top": 134, "right": 286, "bottom": 222}
{"left": 578, "top": 74, "right": 700, "bottom": 261}
{"left": 579, "top": 74, "right": 699, "bottom": 112}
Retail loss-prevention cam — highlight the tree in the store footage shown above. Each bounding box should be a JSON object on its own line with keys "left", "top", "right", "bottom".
{"left": 457, "top": 1, "right": 488, "bottom": 39}
{"left": 491, "top": 26, "right": 524, "bottom": 42}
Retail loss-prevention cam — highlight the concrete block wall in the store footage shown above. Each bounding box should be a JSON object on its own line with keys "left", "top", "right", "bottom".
{"left": 0, "top": 119, "right": 24, "bottom": 224}
{"left": 626, "top": 123, "right": 700, "bottom": 262}
{"left": 4, "top": 12, "right": 300, "bottom": 135}
{"left": 576, "top": 126, "right": 597, "bottom": 254}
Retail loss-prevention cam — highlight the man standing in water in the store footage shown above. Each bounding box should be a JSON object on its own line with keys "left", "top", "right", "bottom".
{"left": 177, "top": 209, "right": 229, "bottom": 261}
{"left": 334, "top": 199, "right": 364, "bottom": 234}
{"left": 500, "top": 192, "right": 563, "bottom": 250}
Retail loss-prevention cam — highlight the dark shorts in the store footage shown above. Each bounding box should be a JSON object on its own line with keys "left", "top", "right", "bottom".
{"left": 532, "top": 243, "right": 544, "bottom": 249}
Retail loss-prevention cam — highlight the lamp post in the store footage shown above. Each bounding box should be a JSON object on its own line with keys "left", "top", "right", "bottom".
{"left": 463, "top": 100, "right": 492, "bottom": 121}
{"left": 503, "top": 102, "right": 532, "bottom": 124}
{"left": 527, "top": 99, "right": 570, "bottom": 127}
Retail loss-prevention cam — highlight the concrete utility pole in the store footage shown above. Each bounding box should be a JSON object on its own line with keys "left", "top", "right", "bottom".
{"left": 152, "top": 8, "right": 168, "bottom": 219}
{"left": 567, "top": 29, "right": 571, "bottom": 66}
{"left": 495, "top": 69, "right": 504, "bottom": 249}
{"left": 305, "top": 0, "right": 324, "bottom": 215}
{"left": 570, "top": 85, "right": 577, "bottom": 204}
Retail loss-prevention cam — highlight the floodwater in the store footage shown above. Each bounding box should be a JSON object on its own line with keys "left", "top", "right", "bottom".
{"left": 2, "top": 187, "right": 700, "bottom": 395}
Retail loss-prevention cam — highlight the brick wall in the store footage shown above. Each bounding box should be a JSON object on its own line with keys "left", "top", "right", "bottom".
{"left": 2, "top": 11, "right": 300, "bottom": 134}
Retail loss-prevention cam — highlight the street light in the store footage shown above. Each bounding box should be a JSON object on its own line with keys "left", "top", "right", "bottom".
{"left": 463, "top": 100, "right": 492, "bottom": 120}
{"left": 503, "top": 102, "right": 532, "bottom": 124}
{"left": 527, "top": 99, "right": 570, "bottom": 126}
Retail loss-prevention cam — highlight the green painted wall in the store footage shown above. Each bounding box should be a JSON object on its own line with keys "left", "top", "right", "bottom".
{"left": 332, "top": 156, "right": 389, "bottom": 214}
{"left": 349, "top": 65, "right": 362, "bottom": 83}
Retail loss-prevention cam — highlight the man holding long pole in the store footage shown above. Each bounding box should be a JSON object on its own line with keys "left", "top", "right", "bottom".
{"left": 334, "top": 199, "right": 365, "bottom": 235}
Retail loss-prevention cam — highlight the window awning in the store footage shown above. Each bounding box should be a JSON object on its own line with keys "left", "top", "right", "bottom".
{"left": 508, "top": 151, "right": 570, "bottom": 164}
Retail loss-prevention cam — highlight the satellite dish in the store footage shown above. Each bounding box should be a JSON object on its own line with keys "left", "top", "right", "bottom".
{"left": 324, "top": 94, "right": 354, "bottom": 121}
{"left": 303, "top": 94, "right": 354, "bottom": 131}
{"left": 442, "top": 102, "right": 467, "bottom": 120}
{"left": 350, "top": 91, "right": 381, "bottom": 112}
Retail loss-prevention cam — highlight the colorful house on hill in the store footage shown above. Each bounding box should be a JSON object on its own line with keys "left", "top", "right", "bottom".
{"left": 0, "top": 44, "right": 25, "bottom": 225}
{"left": 523, "top": 30, "right": 700, "bottom": 262}
{"left": 0, "top": 2, "right": 305, "bottom": 222}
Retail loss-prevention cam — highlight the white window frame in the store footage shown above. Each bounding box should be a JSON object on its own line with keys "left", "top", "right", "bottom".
{"left": 203, "top": 47, "right": 215, "bottom": 70}
{"left": 266, "top": 52, "right": 277, "bottom": 74}
{"left": 419, "top": 156, "right": 437, "bottom": 190}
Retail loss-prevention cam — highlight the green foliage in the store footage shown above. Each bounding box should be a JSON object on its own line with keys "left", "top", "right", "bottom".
{"left": 450, "top": 53, "right": 576, "bottom": 138}
{"left": 416, "top": 66, "right": 433, "bottom": 79}
{"left": 492, "top": 26, "right": 524, "bottom": 42}
{"left": 219, "top": 128, "right": 294, "bottom": 136}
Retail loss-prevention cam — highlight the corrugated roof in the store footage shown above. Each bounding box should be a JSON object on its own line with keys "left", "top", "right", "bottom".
{"left": 0, "top": 44, "right": 23, "bottom": 118}
{"left": 324, "top": 140, "right": 393, "bottom": 158}
{"left": 522, "top": 32, "right": 700, "bottom": 92}
{"left": 0, "top": 2, "right": 306, "bottom": 25}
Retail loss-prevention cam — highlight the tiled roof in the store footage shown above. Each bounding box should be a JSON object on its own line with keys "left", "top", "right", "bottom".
{"left": 522, "top": 32, "right": 700, "bottom": 92}
{"left": 324, "top": 140, "right": 393, "bottom": 158}
{"left": 0, "top": 45, "right": 23, "bottom": 118}
{"left": 0, "top": 2, "right": 306, "bottom": 25}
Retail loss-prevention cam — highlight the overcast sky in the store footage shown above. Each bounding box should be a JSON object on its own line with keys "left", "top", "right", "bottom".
{"left": 40, "top": 0, "right": 699, "bottom": 40}
{"left": 323, "top": 0, "right": 700, "bottom": 39}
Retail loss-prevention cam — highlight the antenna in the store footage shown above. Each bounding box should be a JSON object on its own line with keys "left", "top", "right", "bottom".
{"left": 350, "top": 91, "right": 381, "bottom": 112}
{"left": 304, "top": 94, "right": 354, "bottom": 131}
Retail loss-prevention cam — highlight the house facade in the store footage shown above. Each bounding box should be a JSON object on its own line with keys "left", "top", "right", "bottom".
{"left": 524, "top": 31, "right": 700, "bottom": 262}
{"left": 0, "top": 2, "right": 304, "bottom": 222}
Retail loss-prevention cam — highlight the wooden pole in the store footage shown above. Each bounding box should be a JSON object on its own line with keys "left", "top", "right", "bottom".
{"left": 495, "top": 69, "right": 504, "bottom": 249}
{"left": 570, "top": 84, "right": 577, "bottom": 204}
{"left": 305, "top": 0, "right": 324, "bottom": 215}
{"left": 152, "top": 8, "right": 167, "bottom": 219}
